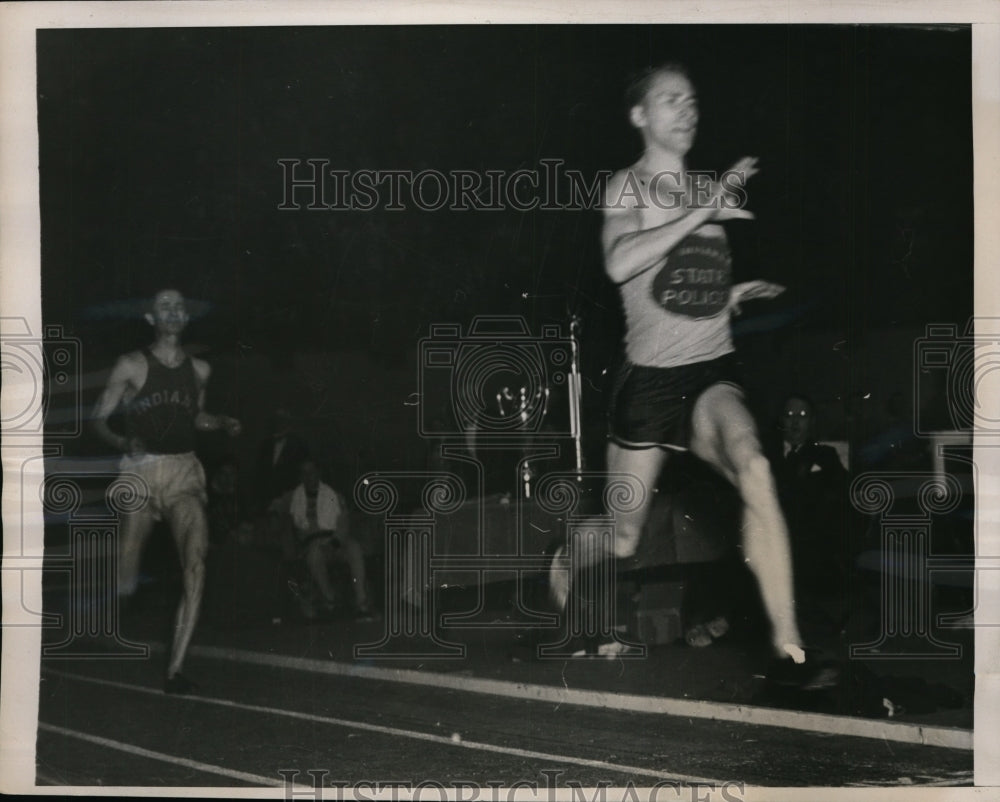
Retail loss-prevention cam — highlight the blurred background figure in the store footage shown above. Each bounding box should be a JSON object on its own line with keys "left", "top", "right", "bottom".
{"left": 255, "top": 407, "right": 311, "bottom": 561}
{"left": 769, "top": 394, "right": 849, "bottom": 600}
{"left": 288, "top": 459, "right": 375, "bottom": 620}
{"left": 256, "top": 407, "right": 311, "bottom": 511}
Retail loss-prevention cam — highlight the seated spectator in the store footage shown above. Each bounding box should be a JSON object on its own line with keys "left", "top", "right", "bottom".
{"left": 770, "top": 394, "right": 849, "bottom": 596}
{"left": 289, "top": 459, "right": 375, "bottom": 619}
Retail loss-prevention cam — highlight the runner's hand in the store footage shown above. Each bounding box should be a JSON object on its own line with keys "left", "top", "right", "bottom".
{"left": 729, "top": 280, "right": 785, "bottom": 315}
{"left": 708, "top": 156, "right": 758, "bottom": 222}
{"left": 125, "top": 436, "right": 146, "bottom": 457}
{"left": 723, "top": 156, "right": 759, "bottom": 188}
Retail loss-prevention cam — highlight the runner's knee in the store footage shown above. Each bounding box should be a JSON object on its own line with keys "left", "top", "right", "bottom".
{"left": 613, "top": 523, "right": 643, "bottom": 558}
{"left": 735, "top": 451, "right": 775, "bottom": 498}
{"left": 178, "top": 526, "right": 208, "bottom": 571}
{"left": 185, "top": 537, "right": 207, "bottom": 567}
{"left": 181, "top": 554, "right": 206, "bottom": 597}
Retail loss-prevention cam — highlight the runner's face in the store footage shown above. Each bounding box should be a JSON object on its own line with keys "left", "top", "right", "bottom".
{"left": 782, "top": 398, "right": 813, "bottom": 446}
{"left": 148, "top": 290, "right": 189, "bottom": 335}
{"left": 633, "top": 71, "right": 699, "bottom": 155}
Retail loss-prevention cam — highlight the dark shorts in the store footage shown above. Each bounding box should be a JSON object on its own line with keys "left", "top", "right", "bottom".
{"left": 608, "top": 353, "right": 744, "bottom": 451}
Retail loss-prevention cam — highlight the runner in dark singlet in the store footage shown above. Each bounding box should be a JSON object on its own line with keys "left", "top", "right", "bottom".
{"left": 124, "top": 346, "right": 201, "bottom": 454}
{"left": 92, "top": 289, "right": 241, "bottom": 694}
{"left": 550, "top": 63, "right": 836, "bottom": 687}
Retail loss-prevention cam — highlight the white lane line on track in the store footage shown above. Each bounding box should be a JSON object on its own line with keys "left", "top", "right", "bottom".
{"left": 37, "top": 722, "right": 287, "bottom": 787}
{"left": 42, "top": 668, "right": 724, "bottom": 785}
{"left": 175, "top": 643, "right": 973, "bottom": 751}
{"left": 846, "top": 770, "right": 975, "bottom": 787}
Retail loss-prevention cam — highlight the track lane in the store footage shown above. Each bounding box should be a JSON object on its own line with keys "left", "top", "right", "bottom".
{"left": 37, "top": 656, "right": 973, "bottom": 788}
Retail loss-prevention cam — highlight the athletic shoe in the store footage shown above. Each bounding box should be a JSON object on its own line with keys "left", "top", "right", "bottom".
{"left": 568, "top": 635, "right": 644, "bottom": 660}
{"left": 548, "top": 545, "right": 570, "bottom": 611}
{"left": 766, "top": 649, "right": 840, "bottom": 691}
{"left": 164, "top": 673, "right": 199, "bottom": 695}
{"left": 596, "top": 640, "right": 635, "bottom": 659}
{"left": 705, "top": 616, "right": 730, "bottom": 639}
{"left": 685, "top": 624, "right": 714, "bottom": 648}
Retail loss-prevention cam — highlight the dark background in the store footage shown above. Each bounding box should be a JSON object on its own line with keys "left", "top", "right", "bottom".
{"left": 37, "top": 24, "right": 973, "bottom": 486}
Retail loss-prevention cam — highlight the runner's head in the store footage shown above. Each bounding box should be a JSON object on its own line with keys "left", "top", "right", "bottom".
{"left": 144, "top": 288, "right": 189, "bottom": 336}
{"left": 625, "top": 62, "right": 698, "bottom": 155}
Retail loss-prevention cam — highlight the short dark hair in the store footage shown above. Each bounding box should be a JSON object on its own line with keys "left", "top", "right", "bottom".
{"left": 624, "top": 62, "right": 692, "bottom": 110}
{"left": 146, "top": 287, "right": 185, "bottom": 314}
{"left": 783, "top": 393, "right": 816, "bottom": 414}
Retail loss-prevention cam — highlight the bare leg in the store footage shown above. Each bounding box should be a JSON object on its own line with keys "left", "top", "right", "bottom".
{"left": 550, "top": 442, "right": 667, "bottom": 607}
{"left": 117, "top": 509, "right": 156, "bottom": 598}
{"left": 690, "top": 384, "right": 804, "bottom": 658}
{"left": 339, "top": 537, "right": 370, "bottom": 609}
{"left": 604, "top": 442, "right": 669, "bottom": 559}
{"left": 165, "top": 496, "right": 209, "bottom": 679}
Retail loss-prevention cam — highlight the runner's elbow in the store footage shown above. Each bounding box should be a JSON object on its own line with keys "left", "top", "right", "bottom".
{"left": 604, "top": 252, "right": 635, "bottom": 284}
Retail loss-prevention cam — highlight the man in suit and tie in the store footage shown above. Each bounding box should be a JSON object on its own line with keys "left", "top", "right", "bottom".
{"left": 771, "top": 394, "right": 848, "bottom": 596}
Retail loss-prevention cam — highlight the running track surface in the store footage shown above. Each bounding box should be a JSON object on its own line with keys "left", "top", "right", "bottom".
{"left": 36, "top": 646, "right": 973, "bottom": 789}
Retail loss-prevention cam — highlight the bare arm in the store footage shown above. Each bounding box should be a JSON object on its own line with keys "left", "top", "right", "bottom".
{"left": 602, "top": 190, "right": 711, "bottom": 284}
{"left": 729, "top": 279, "right": 786, "bottom": 315}
{"left": 191, "top": 360, "right": 242, "bottom": 437}
{"left": 602, "top": 157, "right": 758, "bottom": 285}
{"left": 90, "top": 355, "right": 140, "bottom": 454}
